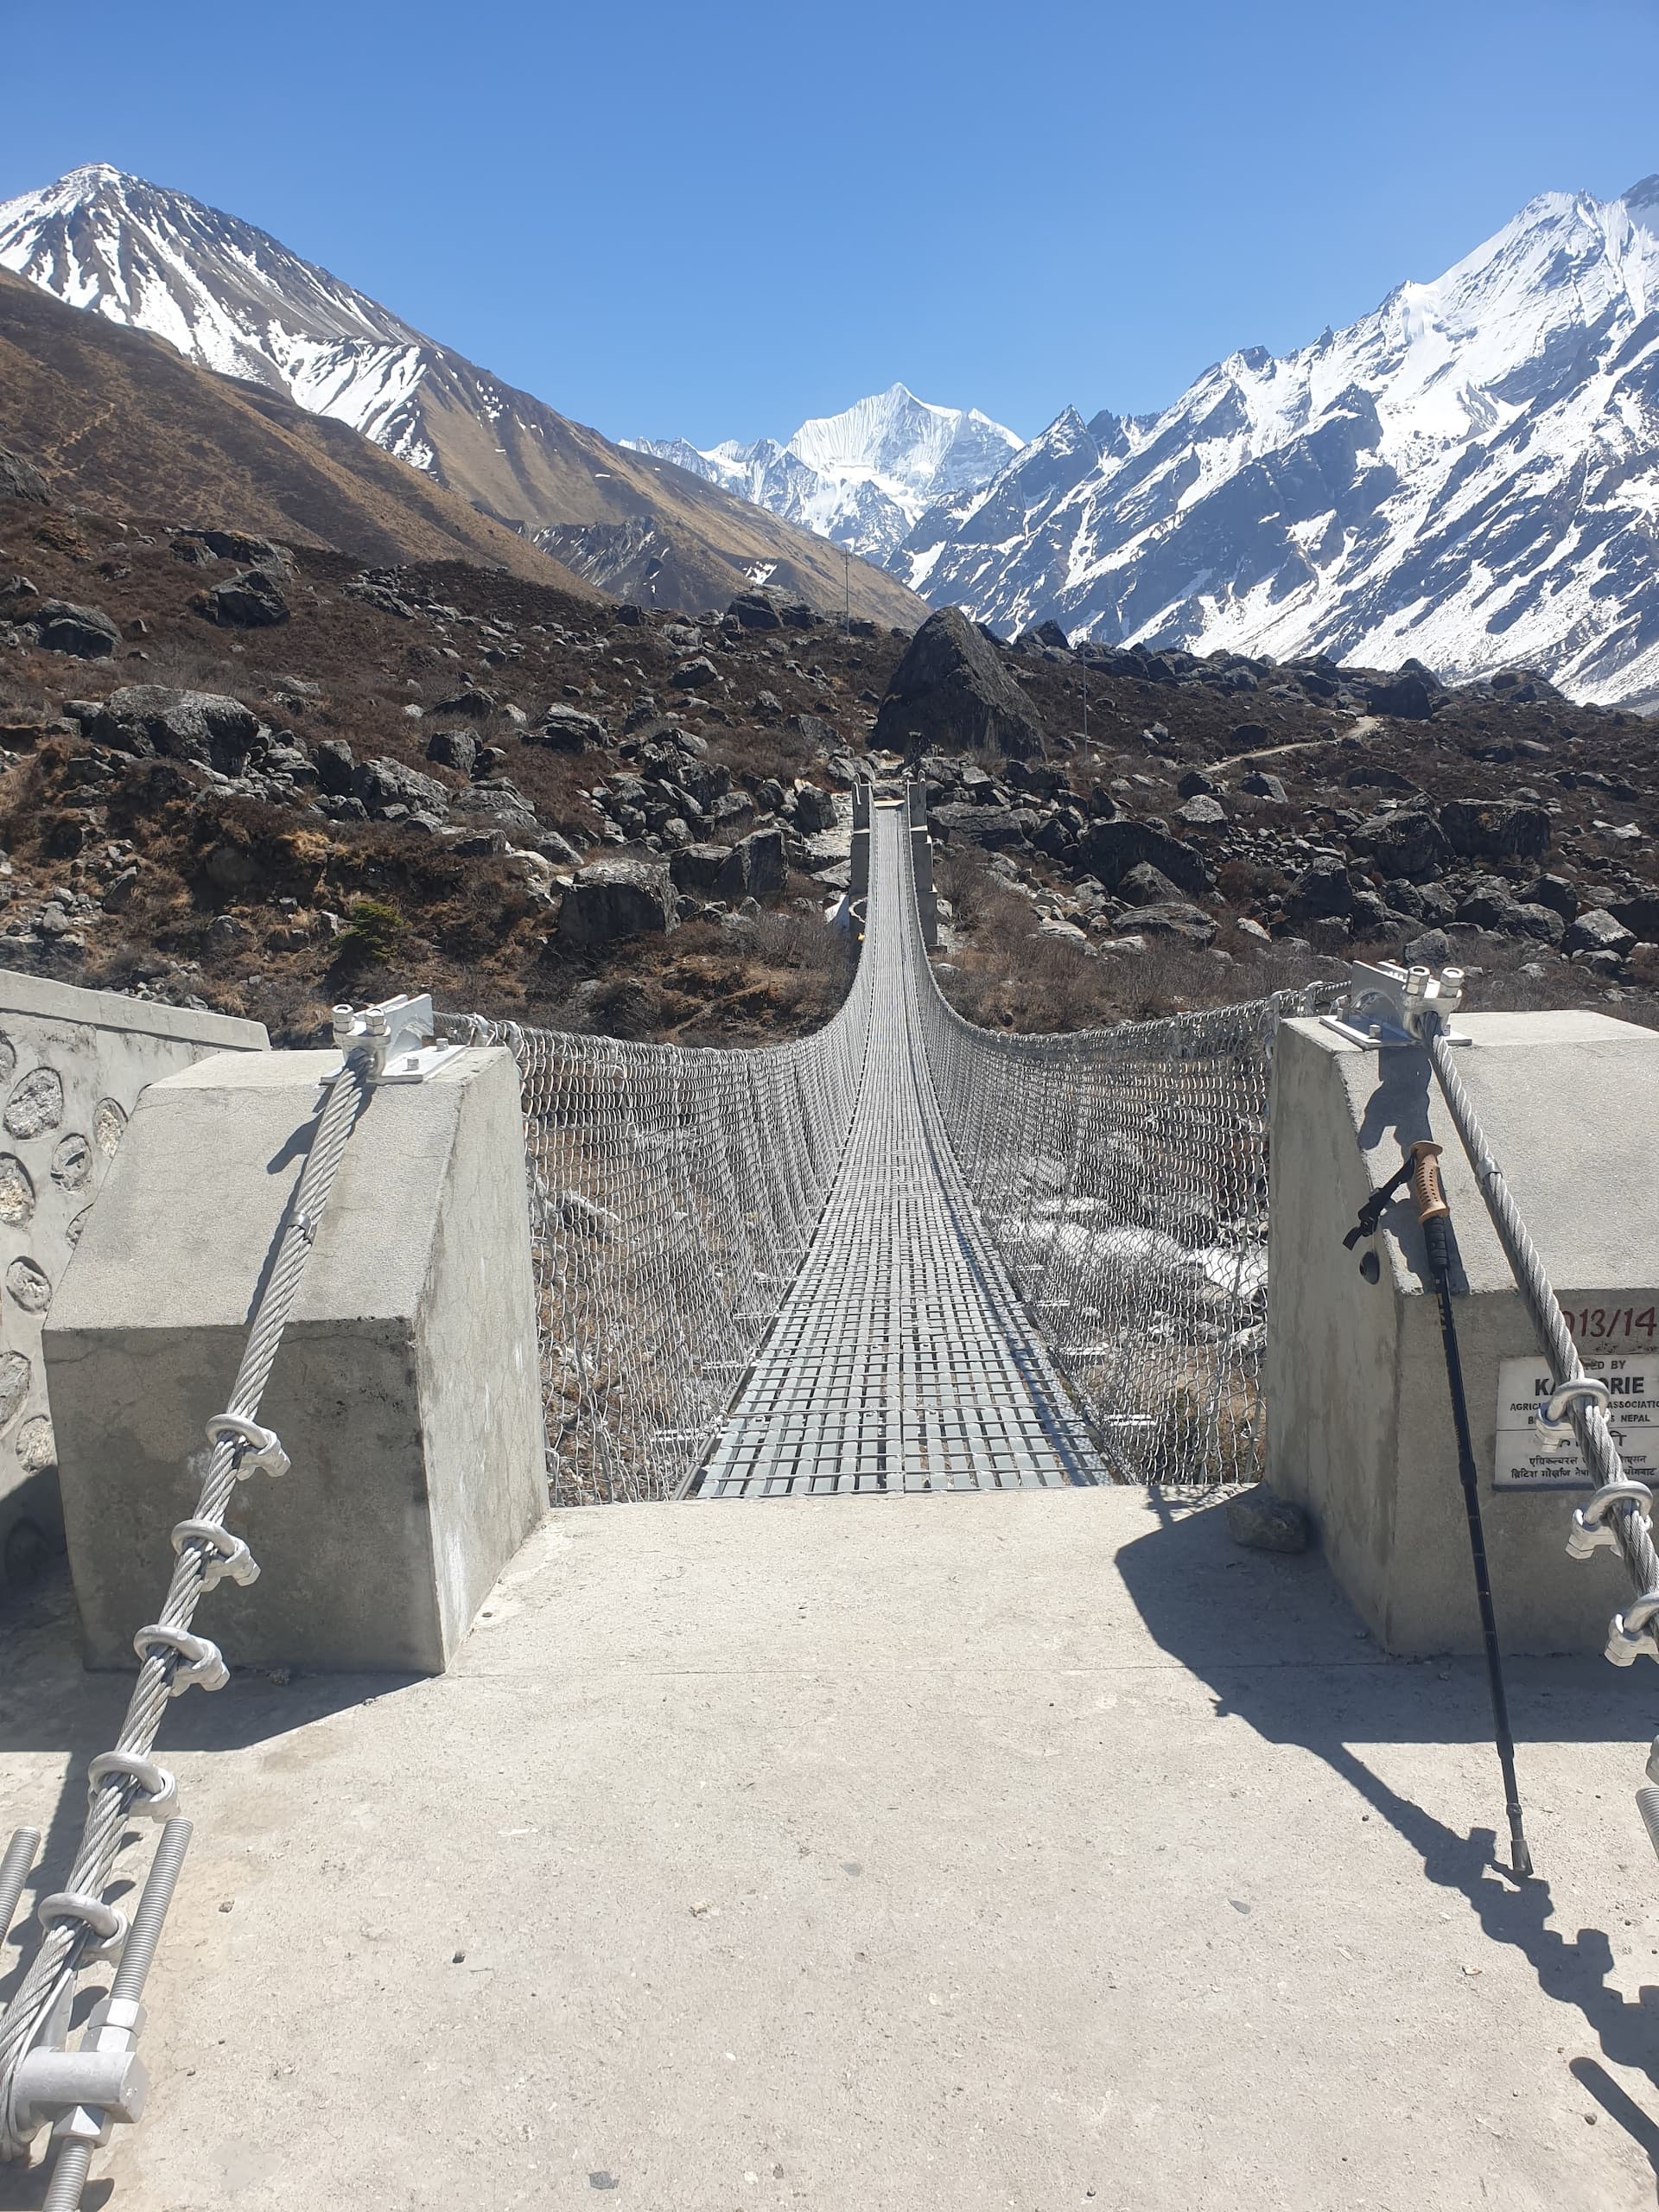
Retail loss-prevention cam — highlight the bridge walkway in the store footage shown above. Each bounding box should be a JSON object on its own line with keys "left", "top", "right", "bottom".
{"left": 696, "top": 802, "right": 1101, "bottom": 1498}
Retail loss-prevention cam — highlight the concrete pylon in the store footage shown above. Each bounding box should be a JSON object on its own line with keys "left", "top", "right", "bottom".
{"left": 44, "top": 1045, "right": 546, "bottom": 1674}
{"left": 1267, "top": 1010, "right": 1659, "bottom": 1656}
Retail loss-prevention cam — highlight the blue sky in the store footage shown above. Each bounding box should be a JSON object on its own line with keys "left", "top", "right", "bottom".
{"left": 3, "top": 0, "right": 1657, "bottom": 447}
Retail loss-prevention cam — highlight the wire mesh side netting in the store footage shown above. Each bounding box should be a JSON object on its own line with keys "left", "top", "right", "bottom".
{"left": 903, "top": 826, "right": 1320, "bottom": 1483}
{"left": 440, "top": 944, "right": 874, "bottom": 1504}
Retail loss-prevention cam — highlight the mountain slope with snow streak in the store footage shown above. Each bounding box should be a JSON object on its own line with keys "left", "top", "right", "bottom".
{"left": 0, "top": 165, "right": 925, "bottom": 626}
{"left": 628, "top": 385, "right": 1023, "bottom": 564}
{"left": 900, "top": 180, "right": 1659, "bottom": 704}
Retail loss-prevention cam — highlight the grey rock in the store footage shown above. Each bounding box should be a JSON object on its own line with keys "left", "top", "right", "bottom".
{"left": 353, "top": 757, "right": 450, "bottom": 817}
{"left": 1352, "top": 806, "right": 1452, "bottom": 882}
{"left": 426, "top": 728, "right": 480, "bottom": 775}
{"left": 1178, "top": 794, "right": 1228, "bottom": 830}
{"left": 1564, "top": 907, "right": 1635, "bottom": 957}
{"left": 529, "top": 703, "right": 607, "bottom": 752}
{"left": 736, "top": 826, "right": 788, "bottom": 898}
{"left": 1402, "top": 926, "right": 1452, "bottom": 965}
{"left": 1238, "top": 770, "right": 1287, "bottom": 803}
{"left": 1439, "top": 797, "right": 1550, "bottom": 862}
{"left": 728, "top": 590, "right": 783, "bottom": 630}
{"left": 312, "top": 739, "right": 356, "bottom": 797}
{"left": 1226, "top": 1484, "right": 1309, "bottom": 1554}
{"left": 1287, "top": 856, "right": 1355, "bottom": 921}
{"left": 792, "top": 785, "right": 839, "bottom": 834}
{"left": 557, "top": 858, "right": 677, "bottom": 945}
{"left": 202, "top": 569, "right": 289, "bottom": 628}
{"left": 34, "top": 600, "right": 118, "bottom": 658}
{"left": 874, "top": 606, "right": 1045, "bottom": 760}
{"left": 82, "top": 685, "right": 259, "bottom": 773}
{"left": 1075, "top": 817, "right": 1211, "bottom": 898}
{"left": 0, "top": 446, "right": 50, "bottom": 505}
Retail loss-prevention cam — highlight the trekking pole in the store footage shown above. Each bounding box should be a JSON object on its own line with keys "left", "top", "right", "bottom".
{"left": 1344, "top": 1141, "right": 1534, "bottom": 1878}
{"left": 1410, "top": 1139, "right": 1534, "bottom": 1878}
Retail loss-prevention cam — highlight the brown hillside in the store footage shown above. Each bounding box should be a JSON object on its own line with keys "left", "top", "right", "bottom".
{"left": 0, "top": 271, "right": 597, "bottom": 592}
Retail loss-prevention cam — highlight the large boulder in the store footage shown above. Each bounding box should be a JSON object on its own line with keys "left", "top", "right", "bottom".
{"left": 728, "top": 590, "right": 783, "bottom": 630}
{"left": 527, "top": 703, "right": 607, "bottom": 752}
{"left": 352, "top": 756, "right": 451, "bottom": 817}
{"left": 1364, "top": 660, "right": 1441, "bottom": 720}
{"left": 81, "top": 685, "right": 259, "bottom": 772}
{"left": 201, "top": 569, "right": 289, "bottom": 627}
{"left": 735, "top": 825, "right": 788, "bottom": 898}
{"left": 1074, "top": 817, "right": 1212, "bottom": 898}
{"left": 0, "top": 447, "right": 50, "bottom": 505}
{"left": 1351, "top": 805, "right": 1452, "bottom": 881}
{"left": 1439, "top": 797, "right": 1550, "bottom": 862}
{"left": 873, "top": 607, "right": 1046, "bottom": 760}
{"left": 1287, "top": 855, "right": 1356, "bottom": 921}
{"left": 791, "top": 785, "right": 839, "bottom": 833}
{"left": 671, "top": 842, "right": 746, "bottom": 899}
{"left": 34, "top": 600, "right": 118, "bottom": 658}
{"left": 557, "top": 858, "right": 677, "bottom": 945}
{"left": 426, "top": 728, "right": 480, "bottom": 775}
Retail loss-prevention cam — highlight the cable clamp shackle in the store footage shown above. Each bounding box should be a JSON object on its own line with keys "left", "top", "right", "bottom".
{"left": 1606, "top": 1589, "right": 1659, "bottom": 1666}
{"left": 1534, "top": 1376, "right": 1612, "bottom": 1452}
{"left": 206, "top": 1413, "right": 289, "bottom": 1481}
{"left": 35, "top": 1889, "right": 128, "bottom": 1966}
{"left": 131, "top": 1624, "right": 229, "bottom": 1694}
{"left": 86, "top": 1752, "right": 179, "bottom": 1821}
{"left": 1567, "top": 1477, "right": 1653, "bottom": 1560}
{"left": 170, "top": 1516, "right": 259, "bottom": 1589}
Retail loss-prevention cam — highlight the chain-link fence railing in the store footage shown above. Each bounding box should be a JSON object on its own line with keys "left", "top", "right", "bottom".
{"left": 439, "top": 945, "right": 874, "bottom": 1505}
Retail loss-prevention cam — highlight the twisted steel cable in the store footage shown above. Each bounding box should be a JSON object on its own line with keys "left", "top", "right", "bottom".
{"left": 0, "top": 1050, "right": 375, "bottom": 2142}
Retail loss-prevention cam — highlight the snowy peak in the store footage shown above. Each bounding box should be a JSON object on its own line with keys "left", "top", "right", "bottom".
{"left": 898, "top": 172, "right": 1659, "bottom": 704}
{"left": 626, "top": 385, "right": 1023, "bottom": 564}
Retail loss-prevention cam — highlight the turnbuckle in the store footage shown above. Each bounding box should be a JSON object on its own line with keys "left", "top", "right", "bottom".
{"left": 1567, "top": 1478, "right": 1653, "bottom": 1560}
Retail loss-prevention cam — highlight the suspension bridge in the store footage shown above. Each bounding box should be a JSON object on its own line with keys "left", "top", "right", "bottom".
{"left": 0, "top": 792, "right": 1656, "bottom": 2208}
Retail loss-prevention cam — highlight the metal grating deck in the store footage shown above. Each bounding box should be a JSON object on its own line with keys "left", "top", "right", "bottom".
{"left": 695, "top": 804, "right": 1103, "bottom": 1497}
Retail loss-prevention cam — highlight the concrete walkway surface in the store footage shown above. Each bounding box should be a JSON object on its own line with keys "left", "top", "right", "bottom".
{"left": 3, "top": 1486, "right": 1657, "bottom": 2210}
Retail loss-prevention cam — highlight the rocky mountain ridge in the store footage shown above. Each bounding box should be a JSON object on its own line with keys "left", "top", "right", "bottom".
{"left": 897, "top": 178, "right": 1659, "bottom": 707}
{"left": 0, "top": 165, "right": 925, "bottom": 629}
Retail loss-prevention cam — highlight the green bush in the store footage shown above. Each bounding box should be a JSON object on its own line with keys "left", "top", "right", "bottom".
{"left": 335, "top": 896, "right": 404, "bottom": 969}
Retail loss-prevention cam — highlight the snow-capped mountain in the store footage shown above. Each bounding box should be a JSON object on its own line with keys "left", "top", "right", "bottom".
{"left": 900, "top": 179, "right": 1659, "bottom": 706}
{"left": 628, "top": 385, "right": 1023, "bottom": 564}
{"left": 0, "top": 164, "right": 925, "bottom": 626}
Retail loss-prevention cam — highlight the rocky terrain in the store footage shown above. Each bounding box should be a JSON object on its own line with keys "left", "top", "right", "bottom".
{"left": 0, "top": 449, "right": 1654, "bottom": 1050}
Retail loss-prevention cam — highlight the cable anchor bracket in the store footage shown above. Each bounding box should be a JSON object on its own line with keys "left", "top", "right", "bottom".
{"left": 1322, "top": 960, "right": 1471, "bottom": 1051}
{"left": 330, "top": 993, "right": 466, "bottom": 1086}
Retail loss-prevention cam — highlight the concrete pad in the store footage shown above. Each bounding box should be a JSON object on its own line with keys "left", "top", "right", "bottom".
{"left": 42, "top": 1046, "right": 545, "bottom": 1673}
{"left": 2, "top": 1487, "right": 1655, "bottom": 2209}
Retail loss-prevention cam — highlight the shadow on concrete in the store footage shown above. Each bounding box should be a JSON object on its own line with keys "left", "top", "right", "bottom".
{"left": 0, "top": 1562, "right": 421, "bottom": 2020}
{"left": 1117, "top": 1486, "right": 1659, "bottom": 2196}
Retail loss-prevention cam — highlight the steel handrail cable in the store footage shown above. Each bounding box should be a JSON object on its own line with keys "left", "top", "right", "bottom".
{"left": 0, "top": 1046, "right": 376, "bottom": 2155}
